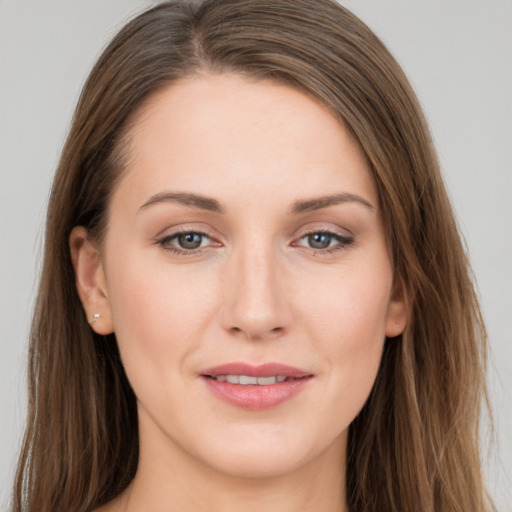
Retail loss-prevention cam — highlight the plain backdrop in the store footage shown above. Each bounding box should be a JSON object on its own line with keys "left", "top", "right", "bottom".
{"left": 1, "top": 1, "right": 510, "bottom": 509}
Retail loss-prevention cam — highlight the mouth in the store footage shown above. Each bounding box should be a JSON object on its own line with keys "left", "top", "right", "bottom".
{"left": 200, "top": 362, "right": 314, "bottom": 410}
{"left": 205, "top": 374, "right": 290, "bottom": 385}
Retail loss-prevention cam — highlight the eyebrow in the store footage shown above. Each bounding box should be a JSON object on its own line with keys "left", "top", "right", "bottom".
{"left": 139, "top": 192, "right": 224, "bottom": 214}
{"left": 290, "top": 193, "right": 374, "bottom": 214}
{"left": 138, "top": 191, "right": 374, "bottom": 215}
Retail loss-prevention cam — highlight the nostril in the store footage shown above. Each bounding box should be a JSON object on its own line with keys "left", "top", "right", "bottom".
{"left": 228, "top": 325, "right": 285, "bottom": 339}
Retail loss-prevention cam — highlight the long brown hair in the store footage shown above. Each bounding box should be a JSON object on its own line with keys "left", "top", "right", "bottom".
{"left": 12, "top": 1, "right": 493, "bottom": 511}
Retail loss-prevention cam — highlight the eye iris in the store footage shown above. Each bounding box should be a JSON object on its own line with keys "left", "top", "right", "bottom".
{"left": 308, "top": 233, "right": 332, "bottom": 249}
{"left": 178, "top": 233, "right": 202, "bottom": 249}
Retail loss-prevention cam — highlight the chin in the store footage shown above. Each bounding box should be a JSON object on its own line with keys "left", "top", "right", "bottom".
{"left": 194, "top": 423, "right": 344, "bottom": 480}
{"left": 208, "top": 449, "right": 309, "bottom": 480}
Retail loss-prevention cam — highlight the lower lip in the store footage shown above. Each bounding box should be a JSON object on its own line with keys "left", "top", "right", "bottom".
{"left": 202, "top": 377, "right": 312, "bottom": 410}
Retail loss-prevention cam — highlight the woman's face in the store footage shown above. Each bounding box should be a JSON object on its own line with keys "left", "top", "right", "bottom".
{"left": 74, "top": 74, "right": 406, "bottom": 479}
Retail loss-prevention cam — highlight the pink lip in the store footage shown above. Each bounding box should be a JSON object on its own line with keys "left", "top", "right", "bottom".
{"left": 200, "top": 362, "right": 313, "bottom": 411}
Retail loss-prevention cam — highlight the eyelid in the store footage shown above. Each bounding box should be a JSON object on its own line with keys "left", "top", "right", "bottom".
{"left": 293, "top": 221, "right": 353, "bottom": 239}
{"left": 155, "top": 226, "right": 222, "bottom": 255}
{"left": 154, "top": 223, "right": 354, "bottom": 256}
{"left": 295, "top": 230, "right": 353, "bottom": 246}
{"left": 154, "top": 220, "right": 214, "bottom": 238}
{"left": 291, "top": 225, "right": 355, "bottom": 254}
{"left": 160, "top": 229, "right": 211, "bottom": 243}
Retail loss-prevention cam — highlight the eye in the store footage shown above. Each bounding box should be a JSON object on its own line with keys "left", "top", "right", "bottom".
{"left": 295, "top": 230, "right": 353, "bottom": 253}
{"left": 306, "top": 232, "right": 335, "bottom": 249}
{"left": 175, "top": 232, "right": 205, "bottom": 249}
{"left": 158, "top": 230, "right": 215, "bottom": 253}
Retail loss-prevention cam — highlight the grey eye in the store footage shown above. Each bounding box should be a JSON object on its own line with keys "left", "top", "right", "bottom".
{"left": 307, "top": 233, "right": 333, "bottom": 249}
{"left": 177, "top": 232, "right": 204, "bottom": 249}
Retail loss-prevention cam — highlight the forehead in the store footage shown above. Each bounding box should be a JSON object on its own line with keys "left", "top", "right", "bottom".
{"left": 114, "top": 73, "right": 377, "bottom": 213}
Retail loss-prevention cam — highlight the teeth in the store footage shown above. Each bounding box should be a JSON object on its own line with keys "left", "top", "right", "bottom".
{"left": 239, "top": 375, "right": 258, "bottom": 385}
{"left": 257, "top": 376, "right": 276, "bottom": 385}
{"left": 212, "top": 375, "right": 288, "bottom": 385}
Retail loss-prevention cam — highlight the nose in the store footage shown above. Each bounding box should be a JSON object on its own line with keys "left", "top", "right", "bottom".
{"left": 221, "top": 242, "right": 290, "bottom": 341}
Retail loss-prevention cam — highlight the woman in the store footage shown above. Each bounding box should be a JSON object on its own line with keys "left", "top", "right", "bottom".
{"left": 12, "top": 0, "right": 494, "bottom": 511}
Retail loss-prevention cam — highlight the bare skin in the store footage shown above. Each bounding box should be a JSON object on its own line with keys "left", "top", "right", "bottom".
{"left": 72, "top": 73, "right": 407, "bottom": 512}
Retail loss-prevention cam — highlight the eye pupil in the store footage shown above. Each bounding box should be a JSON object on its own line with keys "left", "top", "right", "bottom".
{"left": 308, "top": 233, "right": 331, "bottom": 249}
{"left": 178, "top": 233, "right": 202, "bottom": 249}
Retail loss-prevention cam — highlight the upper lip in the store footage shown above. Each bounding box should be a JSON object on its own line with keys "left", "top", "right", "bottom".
{"left": 200, "top": 362, "right": 313, "bottom": 378}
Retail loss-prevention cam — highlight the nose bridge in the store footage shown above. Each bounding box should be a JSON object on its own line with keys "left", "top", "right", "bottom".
{"left": 223, "top": 234, "right": 287, "bottom": 339}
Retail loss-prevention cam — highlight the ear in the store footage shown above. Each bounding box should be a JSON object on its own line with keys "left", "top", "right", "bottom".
{"left": 69, "top": 226, "right": 114, "bottom": 335}
{"left": 385, "top": 276, "right": 408, "bottom": 338}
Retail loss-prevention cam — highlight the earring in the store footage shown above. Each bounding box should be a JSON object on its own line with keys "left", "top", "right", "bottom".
{"left": 89, "top": 313, "right": 101, "bottom": 324}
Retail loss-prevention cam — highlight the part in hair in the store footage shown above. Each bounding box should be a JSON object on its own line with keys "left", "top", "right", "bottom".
{"left": 12, "top": 1, "right": 493, "bottom": 511}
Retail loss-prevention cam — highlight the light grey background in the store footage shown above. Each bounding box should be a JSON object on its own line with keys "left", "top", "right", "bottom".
{"left": 1, "top": 1, "right": 510, "bottom": 510}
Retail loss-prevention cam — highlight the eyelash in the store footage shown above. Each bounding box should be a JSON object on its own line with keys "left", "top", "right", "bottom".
{"left": 157, "top": 229, "right": 354, "bottom": 256}
{"left": 157, "top": 229, "right": 214, "bottom": 256}
{"left": 294, "top": 230, "right": 354, "bottom": 254}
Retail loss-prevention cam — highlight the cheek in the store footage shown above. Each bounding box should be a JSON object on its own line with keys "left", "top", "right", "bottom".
{"left": 299, "top": 262, "right": 392, "bottom": 414}
{"left": 304, "top": 264, "right": 392, "bottom": 346}
{"left": 104, "top": 250, "right": 220, "bottom": 377}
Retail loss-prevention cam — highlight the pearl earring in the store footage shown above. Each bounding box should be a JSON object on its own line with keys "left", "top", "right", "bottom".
{"left": 89, "top": 313, "right": 101, "bottom": 324}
